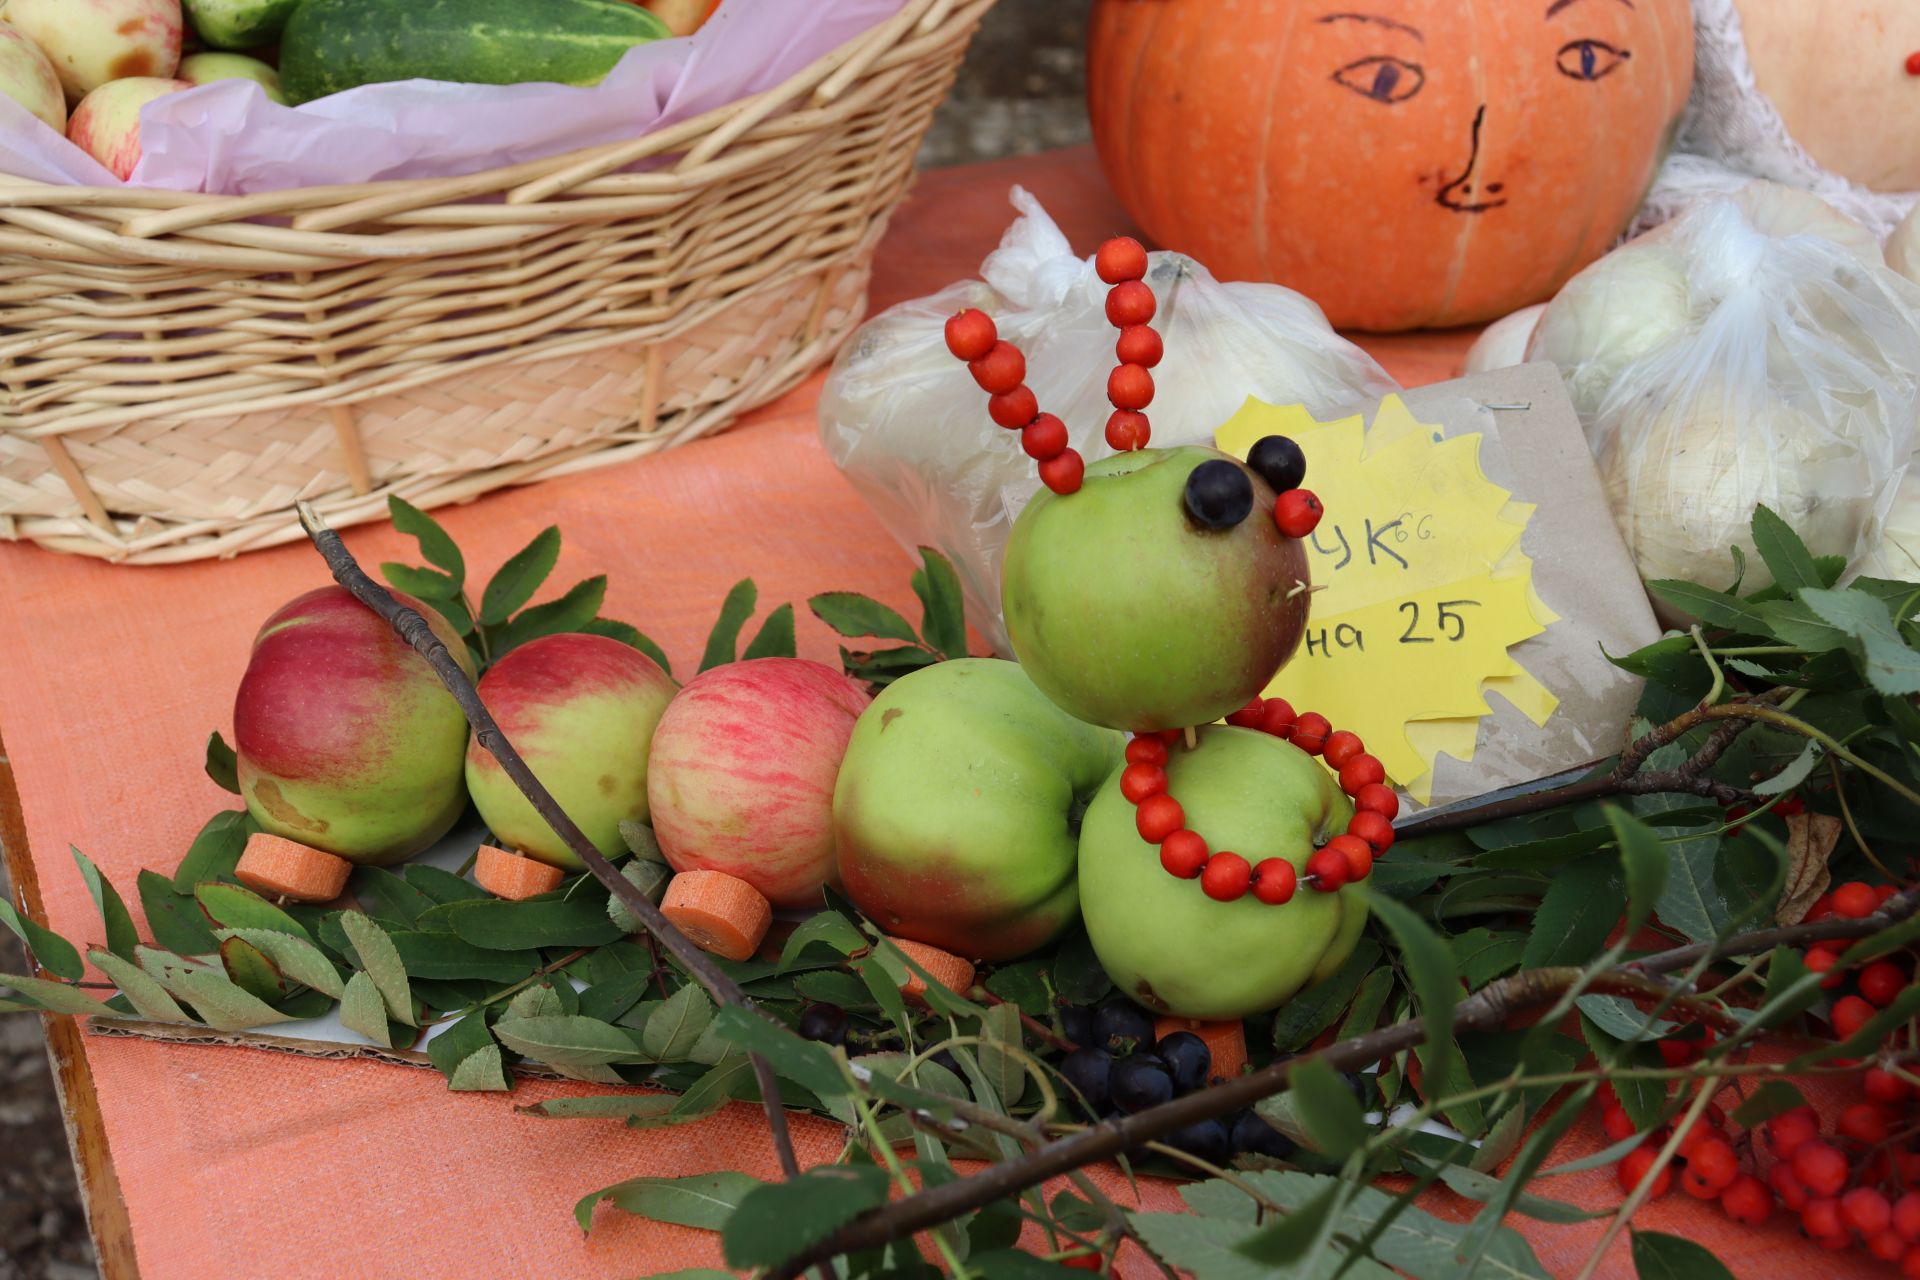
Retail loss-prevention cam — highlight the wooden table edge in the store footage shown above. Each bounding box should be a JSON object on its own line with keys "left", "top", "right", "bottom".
{"left": 1, "top": 719, "right": 143, "bottom": 1280}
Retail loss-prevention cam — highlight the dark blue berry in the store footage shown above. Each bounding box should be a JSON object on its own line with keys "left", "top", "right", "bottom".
{"left": 797, "top": 1003, "right": 848, "bottom": 1045}
{"left": 1247, "top": 435, "right": 1306, "bottom": 493}
{"left": 1057, "top": 1004, "right": 1095, "bottom": 1049}
{"left": 1162, "top": 1118, "right": 1232, "bottom": 1166}
{"left": 1109, "top": 1055, "right": 1174, "bottom": 1113}
{"left": 1183, "top": 459, "right": 1254, "bottom": 530}
{"left": 1155, "top": 1031, "right": 1212, "bottom": 1094}
{"left": 1060, "top": 1047, "right": 1113, "bottom": 1115}
{"left": 1230, "top": 1111, "right": 1296, "bottom": 1160}
{"left": 1094, "top": 999, "right": 1156, "bottom": 1053}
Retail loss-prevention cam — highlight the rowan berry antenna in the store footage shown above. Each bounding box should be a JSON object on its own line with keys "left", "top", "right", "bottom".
{"left": 942, "top": 308, "right": 1086, "bottom": 494}
{"left": 1097, "top": 236, "right": 1158, "bottom": 453}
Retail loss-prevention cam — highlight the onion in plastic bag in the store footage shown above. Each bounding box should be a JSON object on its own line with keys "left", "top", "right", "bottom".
{"left": 819, "top": 187, "right": 1396, "bottom": 652}
{"left": 1524, "top": 181, "right": 1920, "bottom": 609}
{"left": 1462, "top": 303, "right": 1546, "bottom": 375}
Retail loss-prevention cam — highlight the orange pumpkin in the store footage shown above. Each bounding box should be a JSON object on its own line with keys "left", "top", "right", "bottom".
{"left": 1087, "top": 0, "right": 1695, "bottom": 331}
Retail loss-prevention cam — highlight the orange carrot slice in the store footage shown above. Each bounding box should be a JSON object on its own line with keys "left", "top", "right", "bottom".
{"left": 661, "top": 869, "right": 771, "bottom": 962}
{"left": 473, "top": 844, "right": 565, "bottom": 901}
{"left": 1154, "top": 1016, "right": 1248, "bottom": 1083}
{"left": 233, "top": 832, "right": 352, "bottom": 903}
{"left": 888, "top": 937, "right": 976, "bottom": 1003}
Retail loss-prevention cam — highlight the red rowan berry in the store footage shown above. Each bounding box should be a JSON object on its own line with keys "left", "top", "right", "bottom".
{"left": 1617, "top": 1146, "right": 1671, "bottom": 1198}
{"left": 1844, "top": 1187, "right": 1895, "bottom": 1237}
{"left": 1720, "top": 1174, "right": 1774, "bottom": 1226}
{"left": 1792, "top": 1141, "right": 1850, "bottom": 1198}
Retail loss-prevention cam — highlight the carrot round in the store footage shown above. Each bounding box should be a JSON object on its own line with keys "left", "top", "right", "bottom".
{"left": 661, "top": 869, "right": 771, "bottom": 962}
{"left": 888, "top": 937, "right": 976, "bottom": 1003}
{"left": 1154, "top": 1016, "right": 1248, "bottom": 1083}
{"left": 473, "top": 844, "right": 566, "bottom": 901}
{"left": 233, "top": 832, "right": 352, "bottom": 903}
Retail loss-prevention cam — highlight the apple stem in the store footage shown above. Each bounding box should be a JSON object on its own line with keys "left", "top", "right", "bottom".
{"left": 293, "top": 501, "right": 804, "bottom": 1182}
{"left": 1183, "top": 726, "right": 1197, "bottom": 752}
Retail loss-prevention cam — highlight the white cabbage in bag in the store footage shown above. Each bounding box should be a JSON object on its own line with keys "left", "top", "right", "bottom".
{"left": 1525, "top": 182, "right": 1920, "bottom": 608}
{"left": 820, "top": 187, "right": 1397, "bottom": 651}
{"left": 1461, "top": 304, "right": 1545, "bottom": 376}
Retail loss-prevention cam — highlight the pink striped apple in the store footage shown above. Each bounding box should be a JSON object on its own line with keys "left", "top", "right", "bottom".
{"left": 647, "top": 658, "right": 870, "bottom": 908}
{"left": 7, "top": 0, "right": 182, "bottom": 101}
{"left": 66, "top": 76, "right": 190, "bottom": 181}
{"left": 0, "top": 24, "right": 65, "bottom": 132}
{"left": 465, "top": 633, "right": 678, "bottom": 870}
{"left": 234, "top": 586, "right": 475, "bottom": 864}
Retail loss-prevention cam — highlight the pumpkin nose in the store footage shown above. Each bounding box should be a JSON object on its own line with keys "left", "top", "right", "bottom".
{"left": 1437, "top": 105, "right": 1509, "bottom": 214}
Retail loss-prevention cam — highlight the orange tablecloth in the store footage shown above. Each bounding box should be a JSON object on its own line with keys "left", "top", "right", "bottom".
{"left": 0, "top": 148, "right": 1844, "bottom": 1280}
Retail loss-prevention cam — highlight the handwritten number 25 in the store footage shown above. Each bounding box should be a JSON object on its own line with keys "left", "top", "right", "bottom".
{"left": 1398, "top": 599, "right": 1478, "bottom": 643}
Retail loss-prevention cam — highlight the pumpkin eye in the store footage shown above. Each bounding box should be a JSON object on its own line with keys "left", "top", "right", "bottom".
{"left": 1555, "top": 39, "right": 1630, "bottom": 81}
{"left": 1332, "top": 56, "right": 1425, "bottom": 104}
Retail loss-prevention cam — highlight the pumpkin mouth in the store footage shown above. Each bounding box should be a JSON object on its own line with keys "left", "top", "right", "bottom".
{"left": 1436, "top": 104, "right": 1509, "bottom": 214}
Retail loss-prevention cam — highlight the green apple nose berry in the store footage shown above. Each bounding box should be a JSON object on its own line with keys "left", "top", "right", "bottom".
{"left": 1183, "top": 459, "right": 1255, "bottom": 529}
{"left": 1247, "top": 434, "right": 1307, "bottom": 494}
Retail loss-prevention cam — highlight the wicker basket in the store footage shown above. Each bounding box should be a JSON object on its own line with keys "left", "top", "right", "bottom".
{"left": 0, "top": 0, "right": 991, "bottom": 564}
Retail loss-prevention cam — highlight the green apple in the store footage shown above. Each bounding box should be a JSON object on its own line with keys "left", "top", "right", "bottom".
{"left": 833, "top": 658, "right": 1122, "bottom": 962}
{"left": 1001, "top": 445, "right": 1309, "bottom": 732}
{"left": 179, "top": 52, "right": 287, "bottom": 103}
{"left": 1078, "top": 725, "right": 1366, "bottom": 1020}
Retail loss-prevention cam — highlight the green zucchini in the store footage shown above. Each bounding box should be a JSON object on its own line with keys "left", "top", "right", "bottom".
{"left": 279, "top": 0, "right": 673, "bottom": 106}
{"left": 184, "top": 0, "right": 303, "bottom": 50}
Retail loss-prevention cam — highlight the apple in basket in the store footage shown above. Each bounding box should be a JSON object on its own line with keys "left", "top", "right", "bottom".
{"left": 178, "top": 52, "right": 286, "bottom": 104}
{"left": 66, "top": 76, "right": 192, "bottom": 181}
{"left": 6, "top": 0, "right": 183, "bottom": 101}
{"left": 636, "top": 0, "right": 722, "bottom": 37}
{"left": 0, "top": 24, "right": 66, "bottom": 133}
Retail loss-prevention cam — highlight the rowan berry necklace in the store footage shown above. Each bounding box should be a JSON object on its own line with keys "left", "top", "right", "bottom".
{"left": 942, "top": 235, "right": 1392, "bottom": 904}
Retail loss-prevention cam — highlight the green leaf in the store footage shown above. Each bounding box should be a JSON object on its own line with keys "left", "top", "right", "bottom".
{"left": 426, "top": 1008, "right": 497, "bottom": 1081}
{"left": 388, "top": 495, "right": 464, "bottom": 584}
{"left": 172, "top": 810, "right": 255, "bottom": 891}
{"left": 448, "top": 1045, "right": 508, "bottom": 1091}
{"left": 640, "top": 983, "right": 712, "bottom": 1061}
{"left": 203, "top": 731, "right": 240, "bottom": 794}
{"left": 161, "top": 967, "right": 299, "bottom": 1032}
{"left": 1645, "top": 581, "right": 1771, "bottom": 634}
{"left": 1803, "top": 586, "right": 1920, "bottom": 695}
{"left": 341, "top": 912, "right": 414, "bottom": 1026}
{"left": 0, "top": 973, "right": 114, "bottom": 1015}
{"left": 1730, "top": 1081, "right": 1807, "bottom": 1128}
{"left": 977, "top": 1001, "right": 1027, "bottom": 1106}
{"left": 480, "top": 526, "right": 560, "bottom": 625}
{"left": 507, "top": 979, "right": 575, "bottom": 1021}
{"left": 671, "top": 1054, "right": 760, "bottom": 1116}
{"left": 1272, "top": 940, "right": 1382, "bottom": 1052}
{"left": 1450, "top": 929, "right": 1527, "bottom": 988}
{"left": 493, "top": 1014, "right": 642, "bottom": 1068}
{"left": 0, "top": 899, "right": 82, "bottom": 981}
{"left": 618, "top": 820, "right": 666, "bottom": 864}
{"left": 430, "top": 593, "right": 476, "bottom": 637}
{"left": 1523, "top": 859, "right": 1624, "bottom": 969}
{"left": 841, "top": 645, "right": 939, "bottom": 687}
{"left": 577, "top": 1170, "right": 762, "bottom": 1234}
{"left": 516, "top": 1094, "right": 681, "bottom": 1121}
{"left": 809, "top": 593, "right": 920, "bottom": 643}
{"left": 216, "top": 928, "right": 343, "bottom": 997}
{"left": 1130, "top": 1214, "right": 1296, "bottom": 1280}
{"left": 1448, "top": 1086, "right": 1595, "bottom": 1272}
{"left": 778, "top": 911, "right": 866, "bottom": 972}
{"left": 1605, "top": 808, "right": 1668, "bottom": 936}
{"left": 384, "top": 932, "right": 537, "bottom": 983}
{"left": 1752, "top": 739, "right": 1821, "bottom": 796}
{"left": 967, "top": 1251, "right": 1090, "bottom": 1280}
{"left": 1630, "top": 1229, "right": 1737, "bottom": 1280}
{"left": 349, "top": 867, "right": 433, "bottom": 929}
{"left": 219, "top": 936, "right": 286, "bottom": 1003}
{"left": 1364, "top": 889, "right": 1460, "bottom": 1091}
{"left": 137, "top": 871, "right": 217, "bottom": 956}
{"left": 338, "top": 971, "right": 393, "bottom": 1047}
{"left": 1795, "top": 983, "right": 1920, "bottom": 1067}
{"left": 193, "top": 882, "right": 311, "bottom": 942}
{"left": 444, "top": 898, "right": 624, "bottom": 950}
{"left": 911, "top": 548, "right": 968, "bottom": 658}
{"left": 379, "top": 562, "right": 459, "bottom": 601}
{"left": 1434, "top": 1165, "right": 1606, "bottom": 1224}
{"left": 722, "top": 1165, "right": 892, "bottom": 1268}
{"left": 699, "top": 579, "right": 758, "bottom": 672}
{"left": 1574, "top": 995, "right": 1675, "bottom": 1044}
{"left": 742, "top": 603, "right": 797, "bottom": 661}
{"left": 1288, "top": 1057, "right": 1370, "bottom": 1161}
{"left": 1754, "top": 600, "right": 1847, "bottom": 652}
{"left": 403, "top": 864, "right": 488, "bottom": 905}
{"left": 1230, "top": 1181, "right": 1341, "bottom": 1268}
{"left": 1751, "top": 504, "right": 1820, "bottom": 592}
{"left": 491, "top": 575, "right": 608, "bottom": 658}
{"left": 581, "top": 618, "right": 672, "bottom": 676}
{"left": 606, "top": 860, "right": 671, "bottom": 933}
{"left": 86, "top": 950, "right": 189, "bottom": 1022}
{"left": 1651, "top": 827, "right": 1731, "bottom": 944}
{"left": 1050, "top": 928, "right": 1113, "bottom": 1006}
{"left": 707, "top": 1006, "right": 847, "bottom": 1098}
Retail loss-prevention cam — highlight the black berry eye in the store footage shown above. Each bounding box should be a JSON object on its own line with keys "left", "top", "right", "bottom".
{"left": 1247, "top": 436, "right": 1306, "bottom": 493}
{"left": 1184, "top": 460, "right": 1255, "bottom": 530}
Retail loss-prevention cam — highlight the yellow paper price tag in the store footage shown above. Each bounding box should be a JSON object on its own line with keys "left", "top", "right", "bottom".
{"left": 1216, "top": 397, "right": 1560, "bottom": 802}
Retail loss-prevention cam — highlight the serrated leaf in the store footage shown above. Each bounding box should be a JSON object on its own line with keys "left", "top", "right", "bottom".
{"left": 640, "top": 983, "right": 711, "bottom": 1061}
{"left": 1751, "top": 504, "right": 1820, "bottom": 592}
{"left": 165, "top": 967, "right": 299, "bottom": 1032}
{"left": 1796, "top": 983, "right": 1920, "bottom": 1067}
{"left": 380, "top": 562, "right": 459, "bottom": 600}
{"left": 1646, "top": 581, "right": 1771, "bottom": 634}
{"left": 87, "top": 950, "right": 189, "bottom": 1022}
{"left": 742, "top": 603, "right": 796, "bottom": 661}
{"left": 1436, "top": 1164, "right": 1606, "bottom": 1224}
{"left": 218, "top": 936, "right": 286, "bottom": 1003}
{"left": 216, "top": 928, "right": 343, "bottom": 997}
{"left": 672, "top": 1054, "right": 759, "bottom": 1116}
{"left": 1752, "top": 739, "right": 1821, "bottom": 796}
{"left": 338, "top": 970, "right": 393, "bottom": 1047}
{"left": 1652, "top": 826, "right": 1730, "bottom": 944}
{"left": 977, "top": 1002, "right": 1026, "bottom": 1106}
{"left": 1523, "top": 859, "right": 1624, "bottom": 968}
{"left": 430, "top": 592, "right": 476, "bottom": 637}
{"left": 1271, "top": 940, "right": 1382, "bottom": 1052}
{"left": 426, "top": 1008, "right": 495, "bottom": 1074}
{"left": 491, "top": 575, "right": 608, "bottom": 658}
{"left": 1730, "top": 1081, "right": 1806, "bottom": 1128}
{"left": 1230, "top": 1179, "right": 1341, "bottom": 1268}
{"left": 606, "top": 860, "right": 671, "bottom": 933}
{"left": 708, "top": 1006, "right": 845, "bottom": 1098}
{"left": 617, "top": 820, "right": 666, "bottom": 863}
{"left": 388, "top": 495, "right": 464, "bottom": 583}
{"left": 445, "top": 897, "right": 624, "bottom": 950}
{"left": 1450, "top": 929, "right": 1527, "bottom": 988}
{"left": 1049, "top": 928, "right": 1112, "bottom": 1006}
{"left": 809, "top": 593, "right": 920, "bottom": 643}
{"left": 1605, "top": 808, "right": 1667, "bottom": 937}
{"left": 1630, "top": 1229, "right": 1736, "bottom": 1280}
{"left": 480, "top": 526, "right": 560, "bottom": 625}
{"left": 350, "top": 867, "right": 433, "bottom": 929}
{"left": 447, "top": 1044, "right": 508, "bottom": 1091}
{"left": 1754, "top": 600, "right": 1847, "bottom": 652}
{"left": 508, "top": 979, "right": 574, "bottom": 1021}
{"left": 403, "top": 864, "right": 487, "bottom": 905}
{"left": 1364, "top": 889, "right": 1459, "bottom": 1091}
{"left": 340, "top": 912, "right": 414, "bottom": 1025}
{"left": 518, "top": 1094, "right": 683, "bottom": 1121}
{"left": 494, "top": 1014, "right": 642, "bottom": 1068}
{"left": 722, "top": 1166, "right": 892, "bottom": 1268}
{"left": 0, "top": 973, "right": 114, "bottom": 1015}
{"left": 203, "top": 731, "right": 240, "bottom": 794}
{"left": 1804, "top": 586, "right": 1920, "bottom": 695}
{"left": 383, "top": 932, "right": 537, "bottom": 983}
{"left": 0, "top": 899, "right": 82, "bottom": 981}
{"left": 841, "top": 644, "right": 939, "bottom": 686}
{"left": 1574, "top": 995, "right": 1675, "bottom": 1044}
{"left": 576, "top": 1171, "right": 763, "bottom": 1234}
{"left": 578, "top": 617, "right": 671, "bottom": 675}
{"left": 911, "top": 548, "right": 968, "bottom": 658}
{"left": 71, "top": 850, "right": 137, "bottom": 962}
{"left": 194, "top": 882, "right": 311, "bottom": 942}
{"left": 699, "top": 580, "right": 758, "bottom": 672}
{"left": 1130, "top": 1214, "right": 1296, "bottom": 1280}
{"left": 578, "top": 971, "right": 656, "bottom": 1025}
{"left": 172, "top": 810, "right": 255, "bottom": 891}
{"left": 778, "top": 911, "right": 866, "bottom": 972}
{"left": 137, "top": 871, "right": 218, "bottom": 956}
{"left": 1288, "top": 1057, "right": 1370, "bottom": 1161}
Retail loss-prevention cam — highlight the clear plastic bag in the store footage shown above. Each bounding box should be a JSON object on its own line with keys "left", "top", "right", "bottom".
{"left": 819, "top": 187, "right": 1397, "bottom": 651}
{"left": 1525, "top": 181, "right": 1920, "bottom": 604}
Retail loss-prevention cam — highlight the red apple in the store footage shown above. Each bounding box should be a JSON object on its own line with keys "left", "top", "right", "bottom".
{"left": 0, "top": 24, "right": 65, "bottom": 132}
{"left": 8, "top": 0, "right": 182, "bottom": 101}
{"left": 66, "top": 76, "right": 190, "bottom": 181}
{"left": 647, "top": 658, "right": 869, "bottom": 908}
{"left": 638, "top": 0, "right": 722, "bottom": 36}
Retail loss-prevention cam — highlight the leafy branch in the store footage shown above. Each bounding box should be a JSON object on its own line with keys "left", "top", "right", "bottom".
{"left": 809, "top": 546, "right": 971, "bottom": 688}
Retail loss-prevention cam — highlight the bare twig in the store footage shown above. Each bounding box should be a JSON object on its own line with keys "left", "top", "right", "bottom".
{"left": 294, "top": 502, "right": 802, "bottom": 1180}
